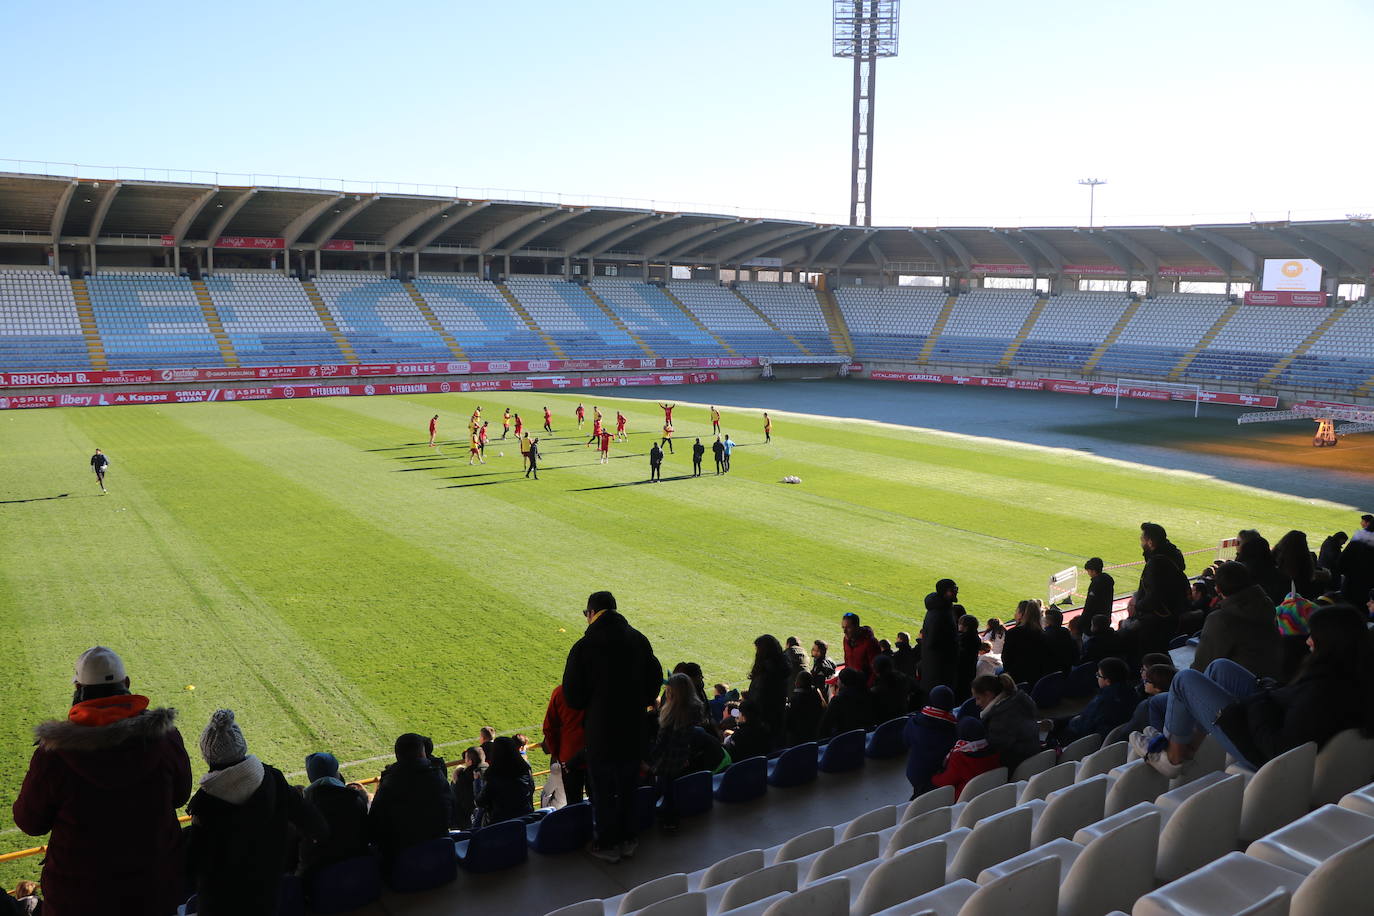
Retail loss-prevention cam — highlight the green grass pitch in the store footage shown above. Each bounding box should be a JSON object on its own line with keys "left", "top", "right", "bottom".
{"left": 0, "top": 388, "right": 1357, "bottom": 874}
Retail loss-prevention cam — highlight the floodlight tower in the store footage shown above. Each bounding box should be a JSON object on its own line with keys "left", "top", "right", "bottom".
{"left": 833, "top": 0, "right": 901, "bottom": 227}
{"left": 1078, "top": 178, "right": 1106, "bottom": 227}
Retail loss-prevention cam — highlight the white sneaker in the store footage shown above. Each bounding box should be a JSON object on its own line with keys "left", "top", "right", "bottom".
{"left": 588, "top": 843, "right": 621, "bottom": 864}
{"left": 619, "top": 838, "right": 639, "bottom": 858}
{"left": 1127, "top": 727, "right": 1161, "bottom": 761}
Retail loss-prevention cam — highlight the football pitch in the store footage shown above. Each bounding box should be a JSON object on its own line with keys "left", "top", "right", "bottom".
{"left": 0, "top": 380, "right": 1363, "bottom": 868}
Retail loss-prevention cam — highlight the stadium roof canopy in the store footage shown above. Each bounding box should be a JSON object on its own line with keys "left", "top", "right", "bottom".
{"left": 3, "top": 171, "right": 1373, "bottom": 280}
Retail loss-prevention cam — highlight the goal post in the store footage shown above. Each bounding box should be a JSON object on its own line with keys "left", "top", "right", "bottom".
{"left": 1113, "top": 377, "right": 1202, "bottom": 418}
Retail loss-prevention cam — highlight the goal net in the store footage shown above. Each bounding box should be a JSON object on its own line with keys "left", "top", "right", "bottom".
{"left": 1113, "top": 378, "right": 1203, "bottom": 418}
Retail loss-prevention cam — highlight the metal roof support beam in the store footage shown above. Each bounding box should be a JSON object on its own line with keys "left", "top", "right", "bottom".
{"left": 992, "top": 229, "right": 1038, "bottom": 270}
{"left": 409, "top": 201, "right": 491, "bottom": 252}
{"left": 643, "top": 219, "right": 739, "bottom": 259}
{"left": 1016, "top": 230, "right": 1066, "bottom": 271}
{"left": 85, "top": 181, "right": 123, "bottom": 274}
{"left": 829, "top": 231, "right": 874, "bottom": 269}
{"left": 1190, "top": 228, "right": 1258, "bottom": 276}
{"left": 907, "top": 229, "right": 949, "bottom": 274}
{"left": 499, "top": 208, "right": 583, "bottom": 253}
{"left": 798, "top": 230, "right": 845, "bottom": 272}
{"left": 928, "top": 230, "right": 973, "bottom": 271}
{"left": 167, "top": 187, "right": 218, "bottom": 273}
{"left": 563, "top": 212, "right": 659, "bottom": 256}
{"left": 477, "top": 206, "right": 562, "bottom": 253}
{"left": 281, "top": 194, "right": 344, "bottom": 254}
{"left": 732, "top": 226, "right": 834, "bottom": 267}
{"left": 48, "top": 180, "right": 76, "bottom": 273}
{"left": 307, "top": 193, "right": 378, "bottom": 249}
{"left": 1276, "top": 226, "right": 1373, "bottom": 278}
{"left": 1167, "top": 229, "right": 1233, "bottom": 275}
{"left": 202, "top": 188, "right": 257, "bottom": 272}
{"left": 660, "top": 220, "right": 760, "bottom": 262}
{"left": 864, "top": 241, "right": 887, "bottom": 270}
{"left": 1080, "top": 232, "right": 1135, "bottom": 276}
{"left": 716, "top": 224, "right": 819, "bottom": 264}
{"left": 586, "top": 213, "right": 677, "bottom": 258}
{"left": 381, "top": 200, "right": 461, "bottom": 251}
{"left": 1101, "top": 230, "right": 1160, "bottom": 274}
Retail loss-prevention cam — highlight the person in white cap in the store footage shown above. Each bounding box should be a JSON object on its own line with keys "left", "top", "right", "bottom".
{"left": 12, "top": 646, "right": 191, "bottom": 916}
{"left": 185, "top": 709, "right": 325, "bottom": 915}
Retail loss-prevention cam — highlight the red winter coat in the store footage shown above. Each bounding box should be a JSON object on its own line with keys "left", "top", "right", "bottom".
{"left": 12, "top": 695, "right": 192, "bottom": 916}
{"left": 844, "top": 626, "right": 882, "bottom": 686}
{"left": 541, "top": 683, "right": 587, "bottom": 763}
{"left": 931, "top": 744, "right": 1002, "bottom": 800}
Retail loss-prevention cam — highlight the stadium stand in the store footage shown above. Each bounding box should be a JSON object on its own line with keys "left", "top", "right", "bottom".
{"left": 87, "top": 270, "right": 224, "bottom": 369}
{"left": 589, "top": 278, "right": 729, "bottom": 357}
{"left": 669, "top": 282, "right": 804, "bottom": 356}
{"left": 204, "top": 271, "right": 347, "bottom": 366}
{"left": 1093, "top": 295, "right": 1233, "bottom": 380}
{"left": 925, "top": 289, "right": 1040, "bottom": 366}
{"left": 1278, "top": 299, "right": 1374, "bottom": 392}
{"left": 833, "top": 286, "right": 948, "bottom": 361}
{"left": 412, "top": 274, "right": 557, "bottom": 359}
{"left": 0, "top": 269, "right": 90, "bottom": 370}
{"left": 504, "top": 276, "right": 646, "bottom": 358}
{"left": 1010, "top": 292, "right": 1133, "bottom": 372}
{"left": 1188, "top": 305, "right": 1331, "bottom": 385}
{"left": 737, "top": 282, "right": 836, "bottom": 355}
{"left": 313, "top": 271, "right": 452, "bottom": 362}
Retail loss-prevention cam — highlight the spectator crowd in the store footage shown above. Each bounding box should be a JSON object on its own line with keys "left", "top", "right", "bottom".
{"left": 8, "top": 515, "right": 1374, "bottom": 914}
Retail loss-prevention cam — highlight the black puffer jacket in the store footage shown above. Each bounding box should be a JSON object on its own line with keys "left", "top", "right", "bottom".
{"left": 368, "top": 757, "right": 454, "bottom": 858}
{"left": 298, "top": 778, "right": 369, "bottom": 874}
{"left": 1191, "top": 584, "right": 1283, "bottom": 680}
{"left": 980, "top": 690, "right": 1041, "bottom": 773}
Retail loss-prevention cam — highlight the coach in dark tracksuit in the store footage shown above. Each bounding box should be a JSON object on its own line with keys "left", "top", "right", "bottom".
{"left": 562, "top": 591, "right": 661, "bottom": 861}
{"left": 712, "top": 437, "right": 725, "bottom": 475}
{"left": 649, "top": 443, "right": 663, "bottom": 482}
{"left": 691, "top": 438, "right": 705, "bottom": 477}
{"left": 525, "top": 438, "right": 540, "bottom": 479}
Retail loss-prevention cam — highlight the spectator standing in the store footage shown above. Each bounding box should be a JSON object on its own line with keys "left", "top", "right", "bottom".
{"left": 368, "top": 733, "right": 455, "bottom": 864}
{"left": 783, "top": 636, "right": 807, "bottom": 676}
{"left": 970, "top": 674, "right": 1041, "bottom": 774}
{"left": 920, "top": 579, "right": 960, "bottom": 692}
{"left": 841, "top": 612, "right": 882, "bottom": 686}
{"left": 12, "top": 647, "right": 191, "bottom": 916}
{"left": 903, "top": 685, "right": 958, "bottom": 798}
{"left": 541, "top": 683, "right": 587, "bottom": 806}
{"left": 297, "top": 751, "right": 370, "bottom": 878}
{"left": 953, "top": 615, "right": 981, "bottom": 701}
{"left": 562, "top": 590, "right": 662, "bottom": 863}
{"left": 1001, "top": 599, "right": 1056, "bottom": 689}
{"left": 1082, "top": 558, "right": 1115, "bottom": 620}
{"left": 1127, "top": 522, "right": 1190, "bottom": 660}
{"left": 747, "top": 635, "right": 791, "bottom": 749}
{"left": 892, "top": 631, "right": 920, "bottom": 680}
{"left": 185, "top": 710, "right": 326, "bottom": 915}
{"left": 810, "top": 639, "right": 837, "bottom": 684}
{"left": 784, "top": 671, "right": 826, "bottom": 746}
{"left": 1190, "top": 561, "right": 1283, "bottom": 680}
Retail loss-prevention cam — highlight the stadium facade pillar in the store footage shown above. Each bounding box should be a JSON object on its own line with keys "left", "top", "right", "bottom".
{"left": 1149, "top": 274, "right": 1177, "bottom": 295}
{"left": 88, "top": 243, "right": 96, "bottom": 274}
{"left": 562, "top": 256, "right": 571, "bottom": 278}
{"left": 504, "top": 253, "right": 511, "bottom": 277}
{"left": 314, "top": 249, "right": 321, "bottom": 276}
{"left": 586, "top": 256, "right": 594, "bottom": 277}
{"left": 1052, "top": 274, "right": 1076, "bottom": 294}
{"left": 413, "top": 250, "right": 420, "bottom": 279}
{"left": 384, "top": 250, "right": 392, "bottom": 276}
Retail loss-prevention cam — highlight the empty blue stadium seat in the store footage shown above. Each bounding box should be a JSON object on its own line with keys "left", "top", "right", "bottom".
{"left": 1030, "top": 671, "right": 1068, "bottom": 710}
{"left": 303, "top": 854, "right": 382, "bottom": 914}
{"left": 384, "top": 836, "right": 459, "bottom": 890}
{"left": 865, "top": 717, "right": 909, "bottom": 759}
{"left": 1065, "top": 661, "right": 1099, "bottom": 699}
{"left": 767, "top": 741, "right": 819, "bottom": 787}
{"left": 713, "top": 756, "right": 768, "bottom": 803}
{"left": 635, "top": 784, "right": 661, "bottom": 833}
{"left": 664, "top": 770, "right": 714, "bottom": 818}
{"left": 818, "top": 729, "right": 867, "bottom": 773}
{"left": 526, "top": 801, "right": 594, "bottom": 854}
{"left": 276, "top": 874, "right": 305, "bottom": 916}
{"left": 454, "top": 819, "right": 528, "bottom": 873}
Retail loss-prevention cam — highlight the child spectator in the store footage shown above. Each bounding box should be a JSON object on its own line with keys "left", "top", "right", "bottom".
{"left": 650, "top": 673, "right": 729, "bottom": 831}
{"left": 817, "top": 667, "right": 876, "bottom": 738}
{"left": 982, "top": 618, "right": 1007, "bottom": 656}
{"left": 1043, "top": 608, "right": 1079, "bottom": 673}
{"left": 932, "top": 717, "right": 1002, "bottom": 799}
{"left": 708, "top": 683, "right": 731, "bottom": 722}
{"left": 477, "top": 725, "right": 496, "bottom": 763}
{"left": 540, "top": 683, "right": 587, "bottom": 806}
{"left": 9, "top": 882, "right": 39, "bottom": 915}
{"left": 474, "top": 736, "right": 535, "bottom": 828}
{"left": 186, "top": 710, "right": 325, "bottom": 915}
{"left": 1081, "top": 614, "right": 1124, "bottom": 664}
{"left": 296, "top": 751, "right": 370, "bottom": 878}
{"left": 451, "top": 746, "right": 486, "bottom": 830}
{"left": 970, "top": 674, "right": 1041, "bottom": 774}
{"left": 1063, "top": 658, "right": 1138, "bottom": 739}
{"left": 723, "top": 698, "right": 773, "bottom": 760}
{"left": 903, "top": 685, "right": 958, "bottom": 798}
{"left": 975, "top": 642, "right": 999, "bottom": 679}
{"left": 1140, "top": 663, "right": 1177, "bottom": 734}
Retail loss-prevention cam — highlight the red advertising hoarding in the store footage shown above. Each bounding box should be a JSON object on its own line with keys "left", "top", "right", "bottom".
{"left": 866, "top": 371, "right": 1278, "bottom": 408}
{"left": 0, "top": 357, "right": 758, "bottom": 389}
{"left": 1243, "top": 291, "right": 1328, "bottom": 307}
{"left": 0, "top": 372, "right": 719, "bottom": 411}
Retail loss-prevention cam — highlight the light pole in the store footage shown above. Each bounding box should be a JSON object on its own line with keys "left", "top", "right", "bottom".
{"left": 1078, "top": 178, "right": 1106, "bottom": 227}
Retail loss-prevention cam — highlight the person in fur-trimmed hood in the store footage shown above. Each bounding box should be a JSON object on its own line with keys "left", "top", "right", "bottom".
{"left": 12, "top": 646, "right": 192, "bottom": 916}
{"left": 185, "top": 709, "right": 326, "bottom": 915}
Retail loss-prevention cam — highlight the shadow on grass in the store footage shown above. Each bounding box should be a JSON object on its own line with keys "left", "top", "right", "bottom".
{"left": 570, "top": 474, "right": 696, "bottom": 491}
{"left": 0, "top": 493, "right": 101, "bottom": 505}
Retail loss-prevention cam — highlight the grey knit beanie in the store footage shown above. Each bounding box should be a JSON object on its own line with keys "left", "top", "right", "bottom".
{"left": 200, "top": 709, "right": 248, "bottom": 769}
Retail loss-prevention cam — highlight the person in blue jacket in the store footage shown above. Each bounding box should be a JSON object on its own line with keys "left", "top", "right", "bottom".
{"left": 902, "top": 685, "right": 958, "bottom": 799}
{"left": 1065, "top": 657, "right": 1138, "bottom": 738}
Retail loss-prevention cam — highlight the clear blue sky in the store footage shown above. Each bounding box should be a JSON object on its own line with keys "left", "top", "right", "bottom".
{"left": 5, "top": 0, "right": 1371, "bottom": 226}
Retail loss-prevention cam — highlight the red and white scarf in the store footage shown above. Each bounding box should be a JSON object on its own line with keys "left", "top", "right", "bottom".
{"left": 920, "top": 705, "right": 957, "bottom": 724}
